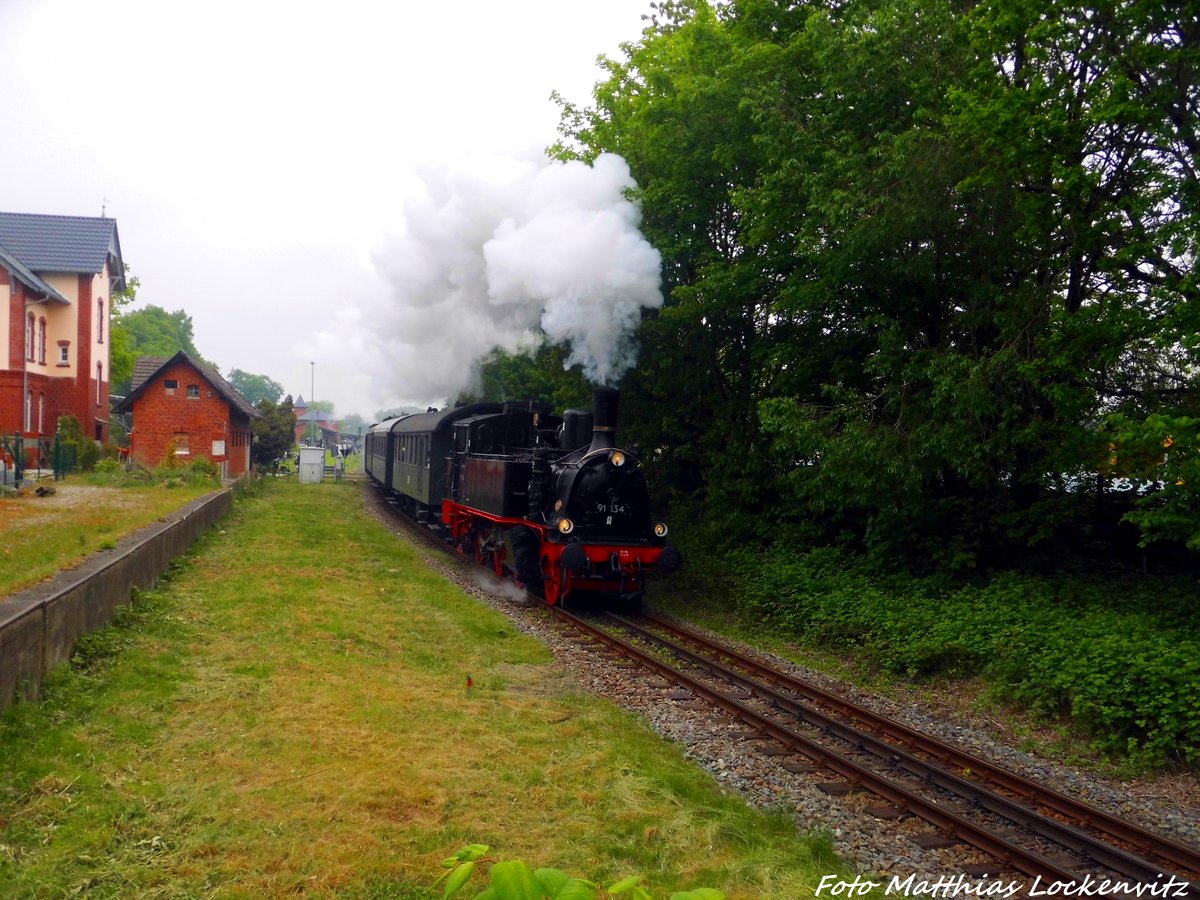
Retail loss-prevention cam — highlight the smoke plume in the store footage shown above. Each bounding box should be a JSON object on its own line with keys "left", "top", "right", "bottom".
{"left": 368, "top": 151, "right": 662, "bottom": 403}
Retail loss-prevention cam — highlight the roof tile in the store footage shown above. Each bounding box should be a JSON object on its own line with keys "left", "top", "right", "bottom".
{"left": 0, "top": 211, "right": 122, "bottom": 279}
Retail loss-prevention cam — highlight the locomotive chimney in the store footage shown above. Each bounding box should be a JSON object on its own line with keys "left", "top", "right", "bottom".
{"left": 588, "top": 386, "right": 619, "bottom": 454}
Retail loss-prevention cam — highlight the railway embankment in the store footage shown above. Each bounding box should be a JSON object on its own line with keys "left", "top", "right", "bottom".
{"left": 0, "top": 488, "right": 233, "bottom": 710}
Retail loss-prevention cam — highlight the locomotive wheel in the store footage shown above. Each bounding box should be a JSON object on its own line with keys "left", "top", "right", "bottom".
{"left": 472, "top": 528, "right": 505, "bottom": 578}
{"left": 541, "top": 558, "right": 563, "bottom": 605}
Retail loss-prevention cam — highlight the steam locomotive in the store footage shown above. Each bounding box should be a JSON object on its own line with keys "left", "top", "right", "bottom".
{"left": 364, "top": 387, "right": 682, "bottom": 605}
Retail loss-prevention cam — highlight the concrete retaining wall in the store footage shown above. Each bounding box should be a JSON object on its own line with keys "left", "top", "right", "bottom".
{"left": 0, "top": 488, "right": 233, "bottom": 710}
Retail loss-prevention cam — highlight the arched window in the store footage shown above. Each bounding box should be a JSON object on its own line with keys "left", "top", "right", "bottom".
{"left": 26, "top": 312, "right": 34, "bottom": 360}
{"left": 38, "top": 393, "right": 44, "bottom": 433}
{"left": 97, "top": 299, "right": 105, "bottom": 343}
{"left": 24, "top": 389, "right": 32, "bottom": 431}
{"left": 38, "top": 317, "right": 47, "bottom": 364}
{"left": 96, "top": 362, "right": 103, "bottom": 404}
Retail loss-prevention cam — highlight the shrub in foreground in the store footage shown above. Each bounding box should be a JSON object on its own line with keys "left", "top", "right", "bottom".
{"left": 436, "top": 845, "right": 724, "bottom": 900}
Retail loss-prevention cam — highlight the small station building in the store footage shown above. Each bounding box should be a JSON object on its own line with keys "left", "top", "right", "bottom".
{"left": 115, "top": 351, "right": 260, "bottom": 479}
{"left": 292, "top": 395, "right": 340, "bottom": 446}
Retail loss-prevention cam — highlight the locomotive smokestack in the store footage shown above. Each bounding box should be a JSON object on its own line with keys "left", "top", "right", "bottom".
{"left": 589, "top": 387, "right": 619, "bottom": 454}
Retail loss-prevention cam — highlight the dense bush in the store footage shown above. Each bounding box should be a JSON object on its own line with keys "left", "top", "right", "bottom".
{"left": 56, "top": 415, "right": 99, "bottom": 471}
{"left": 733, "top": 549, "right": 1200, "bottom": 769}
{"left": 83, "top": 459, "right": 222, "bottom": 489}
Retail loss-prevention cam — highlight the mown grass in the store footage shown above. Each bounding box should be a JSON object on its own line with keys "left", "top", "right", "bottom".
{"left": 0, "top": 477, "right": 215, "bottom": 597}
{"left": 0, "top": 480, "right": 845, "bottom": 898}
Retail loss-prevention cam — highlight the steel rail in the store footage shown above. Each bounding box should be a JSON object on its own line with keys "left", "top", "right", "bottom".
{"left": 602, "top": 611, "right": 1192, "bottom": 886}
{"left": 632, "top": 611, "right": 1200, "bottom": 881}
{"left": 550, "top": 605, "right": 1087, "bottom": 884}
{"left": 371, "top": 487, "right": 1195, "bottom": 888}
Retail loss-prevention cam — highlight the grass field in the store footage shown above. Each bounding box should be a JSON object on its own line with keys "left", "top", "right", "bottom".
{"left": 0, "top": 479, "right": 843, "bottom": 898}
{"left": 0, "top": 479, "right": 216, "bottom": 597}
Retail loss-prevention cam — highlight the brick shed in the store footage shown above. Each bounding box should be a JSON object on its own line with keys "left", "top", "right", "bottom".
{"left": 114, "top": 352, "right": 261, "bottom": 478}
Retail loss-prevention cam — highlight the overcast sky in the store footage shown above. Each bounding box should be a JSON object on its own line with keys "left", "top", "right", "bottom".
{"left": 0, "top": 0, "right": 657, "bottom": 421}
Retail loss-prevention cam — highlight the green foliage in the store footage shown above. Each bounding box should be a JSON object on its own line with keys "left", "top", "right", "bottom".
{"left": 252, "top": 395, "right": 297, "bottom": 466}
{"left": 456, "top": 343, "right": 592, "bottom": 412}
{"left": 556, "top": 0, "right": 1199, "bottom": 567}
{"left": 56, "top": 414, "right": 99, "bottom": 471}
{"left": 111, "top": 305, "right": 217, "bottom": 395}
{"left": 82, "top": 458, "right": 221, "bottom": 488}
{"left": 435, "top": 845, "right": 725, "bottom": 900}
{"left": 227, "top": 369, "right": 284, "bottom": 406}
{"left": 1105, "top": 413, "right": 1200, "bottom": 550}
{"left": 108, "top": 267, "right": 141, "bottom": 393}
{"left": 94, "top": 457, "right": 122, "bottom": 476}
{"left": 735, "top": 549, "right": 1200, "bottom": 768}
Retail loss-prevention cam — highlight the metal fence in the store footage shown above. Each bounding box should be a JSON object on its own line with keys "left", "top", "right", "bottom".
{"left": 0, "top": 433, "right": 71, "bottom": 488}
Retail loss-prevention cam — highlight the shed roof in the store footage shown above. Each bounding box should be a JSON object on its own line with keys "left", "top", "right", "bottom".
{"left": 116, "top": 351, "right": 262, "bottom": 419}
{"left": 0, "top": 212, "right": 125, "bottom": 290}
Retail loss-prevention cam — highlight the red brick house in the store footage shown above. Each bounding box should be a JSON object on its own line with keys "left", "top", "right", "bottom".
{"left": 0, "top": 212, "right": 125, "bottom": 453}
{"left": 114, "top": 352, "right": 261, "bottom": 479}
{"left": 292, "top": 394, "right": 340, "bottom": 446}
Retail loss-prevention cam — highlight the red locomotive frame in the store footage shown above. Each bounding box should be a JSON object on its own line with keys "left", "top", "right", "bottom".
{"left": 442, "top": 499, "right": 665, "bottom": 605}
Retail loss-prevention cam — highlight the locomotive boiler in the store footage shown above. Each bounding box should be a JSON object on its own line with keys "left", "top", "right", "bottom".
{"left": 365, "top": 387, "right": 681, "bottom": 605}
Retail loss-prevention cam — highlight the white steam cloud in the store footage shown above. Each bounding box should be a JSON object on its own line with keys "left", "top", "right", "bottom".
{"left": 368, "top": 151, "right": 662, "bottom": 403}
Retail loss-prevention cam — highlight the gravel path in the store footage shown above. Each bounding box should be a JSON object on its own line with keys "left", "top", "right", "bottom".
{"left": 371, "top": 497, "right": 1200, "bottom": 883}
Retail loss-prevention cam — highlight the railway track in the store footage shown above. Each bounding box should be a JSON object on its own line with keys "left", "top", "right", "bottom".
{"left": 550, "top": 605, "right": 1199, "bottom": 894}
{"left": 371, "top": 487, "right": 1197, "bottom": 893}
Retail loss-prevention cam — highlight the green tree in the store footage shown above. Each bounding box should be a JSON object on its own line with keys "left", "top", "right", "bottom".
{"left": 556, "top": 1, "right": 780, "bottom": 534}
{"left": 228, "top": 369, "right": 284, "bottom": 406}
{"left": 252, "top": 395, "right": 297, "bottom": 468}
{"left": 112, "top": 303, "right": 218, "bottom": 393}
{"left": 456, "top": 343, "right": 592, "bottom": 412}
{"left": 558, "top": 0, "right": 1198, "bottom": 567}
{"left": 107, "top": 267, "right": 141, "bottom": 397}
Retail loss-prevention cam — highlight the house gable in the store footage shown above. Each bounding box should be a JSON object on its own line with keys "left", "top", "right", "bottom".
{"left": 0, "top": 212, "right": 125, "bottom": 445}
{"left": 119, "top": 352, "right": 260, "bottom": 477}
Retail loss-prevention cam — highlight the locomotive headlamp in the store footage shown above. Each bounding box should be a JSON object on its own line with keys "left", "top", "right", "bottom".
{"left": 557, "top": 517, "right": 575, "bottom": 535}
{"left": 609, "top": 450, "right": 627, "bottom": 467}
{"left": 654, "top": 522, "right": 669, "bottom": 538}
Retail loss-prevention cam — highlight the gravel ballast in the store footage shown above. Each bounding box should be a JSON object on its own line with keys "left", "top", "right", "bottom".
{"left": 374, "top": 500, "right": 1200, "bottom": 883}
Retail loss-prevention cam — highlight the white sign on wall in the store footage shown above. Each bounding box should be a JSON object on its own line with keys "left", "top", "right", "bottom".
{"left": 212, "top": 440, "right": 226, "bottom": 456}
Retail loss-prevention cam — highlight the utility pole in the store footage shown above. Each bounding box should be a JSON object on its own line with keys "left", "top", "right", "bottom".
{"left": 309, "top": 361, "right": 316, "bottom": 445}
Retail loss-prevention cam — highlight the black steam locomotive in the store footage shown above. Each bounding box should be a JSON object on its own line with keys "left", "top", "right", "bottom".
{"left": 364, "top": 388, "right": 681, "bottom": 605}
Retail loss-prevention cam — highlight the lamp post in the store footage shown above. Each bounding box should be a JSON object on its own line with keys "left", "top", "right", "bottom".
{"left": 309, "top": 361, "right": 316, "bottom": 446}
